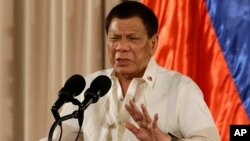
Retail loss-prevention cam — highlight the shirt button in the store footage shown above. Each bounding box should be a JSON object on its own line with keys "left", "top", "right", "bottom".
{"left": 119, "top": 121, "right": 122, "bottom": 125}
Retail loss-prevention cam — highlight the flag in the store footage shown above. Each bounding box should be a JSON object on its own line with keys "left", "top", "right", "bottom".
{"left": 141, "top": 0, "right": 250, "bottom": 141}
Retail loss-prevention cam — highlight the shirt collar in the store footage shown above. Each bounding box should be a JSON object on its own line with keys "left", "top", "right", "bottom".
{"left": 109, "top": 57, "right": 157, "bottom": 88}
{"left": 141, "top": 57, "right": 157, "bottom": 88}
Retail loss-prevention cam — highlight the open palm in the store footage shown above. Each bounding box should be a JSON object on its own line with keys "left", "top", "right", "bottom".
{"left": 125, "top": 100, "right": 171, "bottom": 141}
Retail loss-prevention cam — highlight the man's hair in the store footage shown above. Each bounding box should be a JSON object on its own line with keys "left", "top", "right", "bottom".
{"left": 105, "top": 1, "right": 158, "bottom": 38}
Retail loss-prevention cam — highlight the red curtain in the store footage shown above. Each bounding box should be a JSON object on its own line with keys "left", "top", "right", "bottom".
{"left": 141, "top": 0, "right": 249, "bottom": 141}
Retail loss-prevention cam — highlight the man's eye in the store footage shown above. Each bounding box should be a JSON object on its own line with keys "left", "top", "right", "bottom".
{"left": 129, "top": 37, "right": 138, "bottom": 40}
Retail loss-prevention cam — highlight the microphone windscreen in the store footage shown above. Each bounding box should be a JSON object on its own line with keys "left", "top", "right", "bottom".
{"left": 61, "top": 74, "right": 86, "bottom": 97}
{"left": 90, "top": 75, "right": 112, "bottom": 97}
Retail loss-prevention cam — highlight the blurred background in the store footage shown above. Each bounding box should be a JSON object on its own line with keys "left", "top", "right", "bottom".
{"left": 0, "top": 0, "right": 121, "bottom": 140}
{"left": 0, "top": 0, "right": 249, "bottom": 141}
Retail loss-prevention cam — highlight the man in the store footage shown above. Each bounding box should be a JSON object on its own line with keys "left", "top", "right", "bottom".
{"left": 43, "top": 1, "right": 220, "bottom": 141}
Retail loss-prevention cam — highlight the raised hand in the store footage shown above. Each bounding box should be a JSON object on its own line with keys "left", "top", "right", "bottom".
{"left": 125, "top": 100, "right": 171, "bottom": 141}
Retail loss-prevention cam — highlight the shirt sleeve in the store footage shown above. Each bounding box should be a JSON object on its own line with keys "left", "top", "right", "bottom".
{"left": 176, "top": 76, "right": 220, "bottom": 141}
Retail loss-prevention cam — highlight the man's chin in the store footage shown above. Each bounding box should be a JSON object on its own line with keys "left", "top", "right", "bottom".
{"left": 114, "top": 69, "right": 144, "bottom": 79}
{"left": 114, "top": 68, "right": 133, "bottom": 75}
{"left": 116, "top": 70, "right": 132, "bottom": 75}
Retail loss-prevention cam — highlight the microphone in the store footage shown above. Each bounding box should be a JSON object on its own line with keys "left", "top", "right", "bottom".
{"left": 78, "top": 75, "right": 112, "bottom": 127}
{"left": 53, "top": 74, "right": 85, "bottom": 109}
{"left": 51, "top": 74, "right": 85, "bottom": 122}
{"left": 82, "top": 75, "right": 111, "bottom": 109}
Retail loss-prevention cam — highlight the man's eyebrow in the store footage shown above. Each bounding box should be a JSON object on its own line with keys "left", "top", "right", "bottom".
{"left": 127, "top": 33, "right": 139, "bottom": 36}
{"left": 108, "top": 35, "right": 121, "bottom": 38}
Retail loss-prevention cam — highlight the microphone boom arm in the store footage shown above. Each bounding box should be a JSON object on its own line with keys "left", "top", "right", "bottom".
{"left": 48, "top": 110, "right": 80, "bottom": 141}
{"left": 51, "top": 98, "right": 81, "bottom": 124}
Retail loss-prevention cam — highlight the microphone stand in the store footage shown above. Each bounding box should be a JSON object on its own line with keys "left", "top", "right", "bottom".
{"left": 48, "top": 99, "right": 84, "bottom": 141}
{"left": 48, "top": 109, "right": 84, "bottom": 141}
{"left": 48, "top": 94, "right": 99, "bottom": 141}
{"left": 51, "top": 106, "right": 62, "bottom": 126}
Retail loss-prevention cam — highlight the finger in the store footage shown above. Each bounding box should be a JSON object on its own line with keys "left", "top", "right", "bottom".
{"left": 125, "top": 104, "right": 141, "bottom": 122}
{"left": 129, "top": 100, "right": 143, "bottom": 121}
{"left": 151, "top": 114, "right": 171, "bottom": 141}
{"left": 151, "top": 116, "right": 171, "bottom": 141}
{"left": 129, "top": 100, "right": 142, "bottom": 115}
{"left": 125, "top": 104, "right": 148, "bottom": 128}
{"left": 151, "top": 114, "right": 165, "bottom": 139}
{"left": 124, "top": 122, "right": 140, "bottom": 135}
{"left": 141, "top": 104, "right": 152, "bottom": 123}
{"left": 152, "top": 113, "right": 158, "bottom": 129}
{"left": 125, "top": 104, "right": 135, "bottom": 116}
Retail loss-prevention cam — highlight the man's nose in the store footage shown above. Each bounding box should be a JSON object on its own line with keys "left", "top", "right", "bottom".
{"left": 116, "top": 39, "right": 130, "bottom": 52}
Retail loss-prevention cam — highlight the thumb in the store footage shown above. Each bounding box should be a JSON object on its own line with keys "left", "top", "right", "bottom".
{"left": 151, "top": 114, "right": 171, "bottom": 141}
{"left": 151, "top": 113, "right": 162, "bottom": 137}
{"left": 152, "top": 113, "right": 158, "bottom": 129}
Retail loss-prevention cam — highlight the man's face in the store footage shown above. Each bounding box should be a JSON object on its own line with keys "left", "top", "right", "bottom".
{"left": 107, "top": 16, "right": 157, "bottom": 77}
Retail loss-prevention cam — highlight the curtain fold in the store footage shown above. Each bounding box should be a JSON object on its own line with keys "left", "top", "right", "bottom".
{"left": 0, "top": 0, "right": 121, "bottom": 141}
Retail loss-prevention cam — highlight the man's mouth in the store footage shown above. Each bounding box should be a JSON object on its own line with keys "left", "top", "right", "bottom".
{"left": 116, "top": 58, "right": 131, "bottom": 66}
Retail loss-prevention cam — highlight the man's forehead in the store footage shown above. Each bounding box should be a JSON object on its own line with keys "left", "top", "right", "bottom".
{"left": 110, "top": 17, "right": 145, "bottom": 28}
{"left": 109, "top": 19, "right": 146, "bottom": 35}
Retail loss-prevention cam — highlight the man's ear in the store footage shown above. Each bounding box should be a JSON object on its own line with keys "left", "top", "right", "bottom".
{"left": 150, "top": 34, "right": 158, "bottom": 54}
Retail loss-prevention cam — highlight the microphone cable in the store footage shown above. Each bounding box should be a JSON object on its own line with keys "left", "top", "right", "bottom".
{"left": 74, "top": 125, "right": 82, "bottom": 141}
{"left": 58, "top": 125, "right": 62, "bottom": 141}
